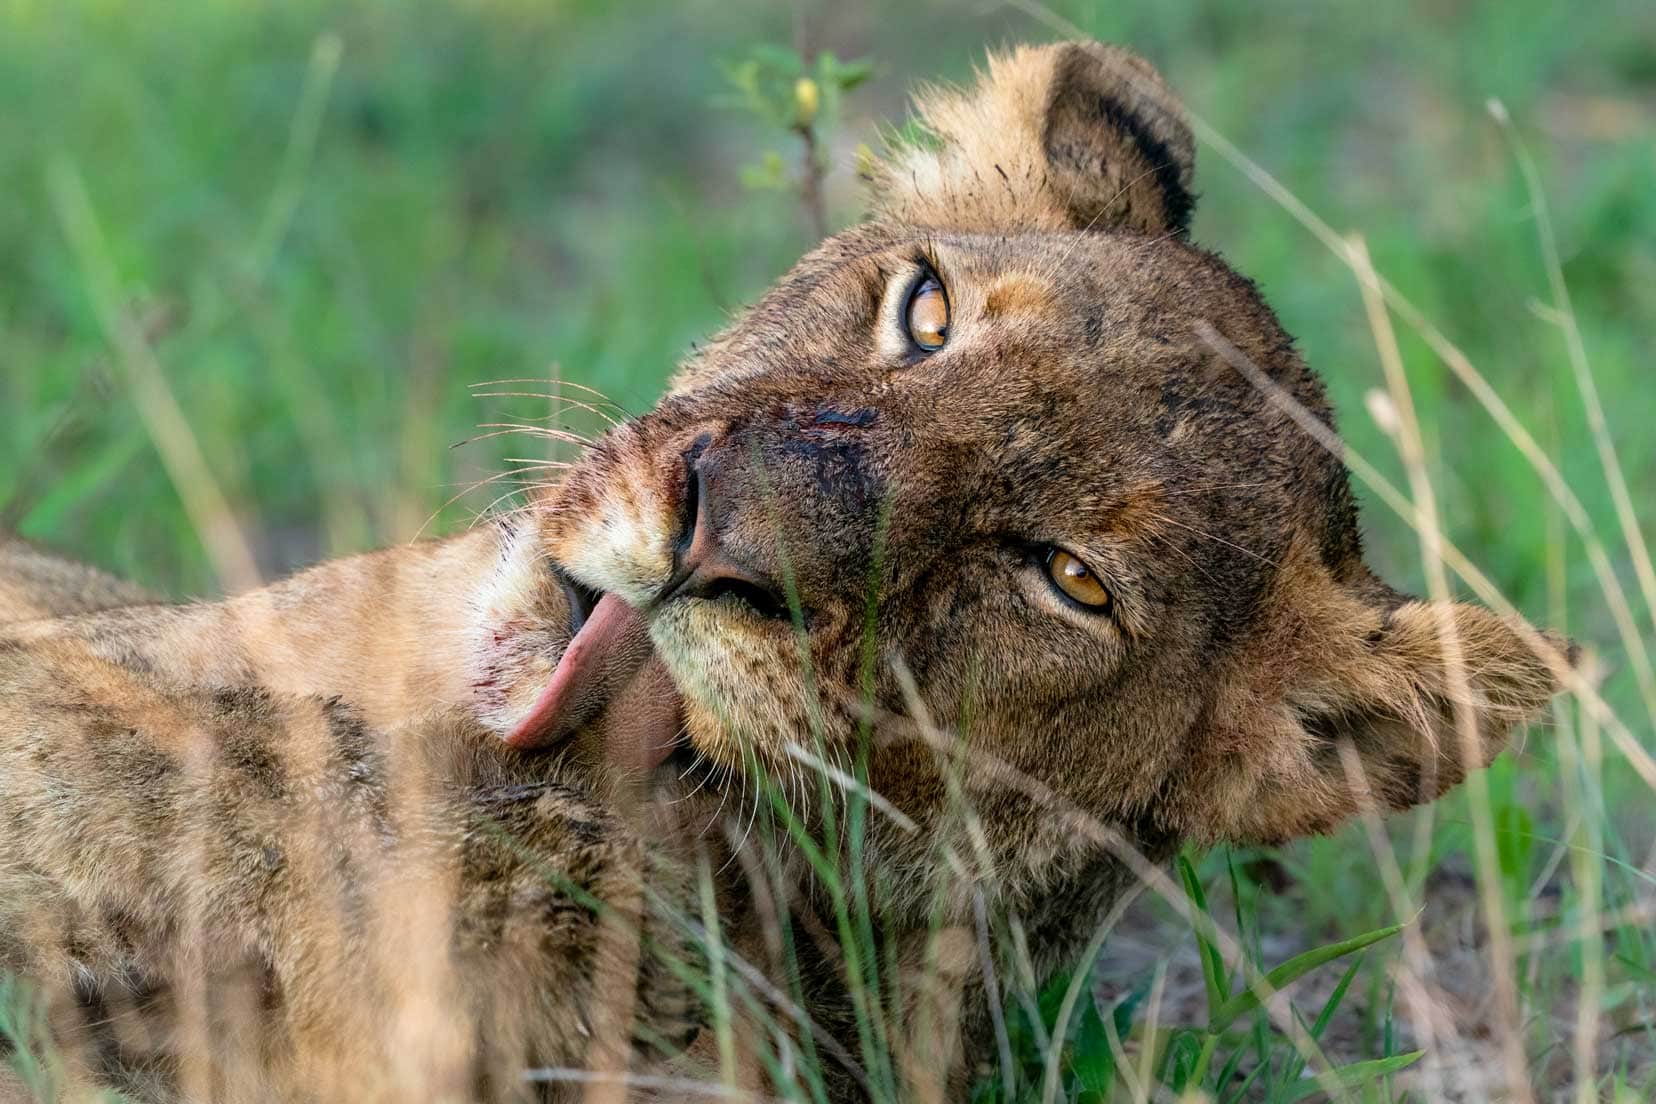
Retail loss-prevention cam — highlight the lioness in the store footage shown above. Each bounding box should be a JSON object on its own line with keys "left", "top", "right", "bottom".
{"left": 1, "top": 40, "right": 1565, "bottom": 1102}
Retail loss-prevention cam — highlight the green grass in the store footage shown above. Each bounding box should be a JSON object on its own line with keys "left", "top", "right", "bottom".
{"left": 4, "top": 0, "right": 1654, "bottom": 1098}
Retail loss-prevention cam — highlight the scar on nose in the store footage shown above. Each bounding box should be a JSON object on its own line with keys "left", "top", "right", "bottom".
{"left": 811, "top": 405, "right": 877, "bottom": 429}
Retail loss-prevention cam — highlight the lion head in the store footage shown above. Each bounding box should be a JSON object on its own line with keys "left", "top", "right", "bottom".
{"left": 497, "top": 42, "right": 1564, "bottom": 926}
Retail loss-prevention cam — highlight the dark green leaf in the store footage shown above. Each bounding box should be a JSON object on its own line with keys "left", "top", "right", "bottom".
{"left": 1179, "top": 851, "right": 1228, "bottom": 1019}
{"left": 1495, "top": 802, "right": 1535, "bottom": 886}
{"left": 1207, "top": 925, "right": 1403, "bottom": 1034}
{"left": 1279, "top": 1051, "right": 1425, "bottom": 1102}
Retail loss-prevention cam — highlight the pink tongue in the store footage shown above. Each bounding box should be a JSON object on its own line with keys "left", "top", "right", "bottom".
{"left": 504, "top": 592, "right": 683, "bottom": 772}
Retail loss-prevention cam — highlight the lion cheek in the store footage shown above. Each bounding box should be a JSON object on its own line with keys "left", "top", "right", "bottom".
{"left": 655, "top": 609, "right": 816, "bottom": 763}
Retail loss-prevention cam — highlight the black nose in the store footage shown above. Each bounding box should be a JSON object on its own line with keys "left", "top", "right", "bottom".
{"left": 662, "top": 446, "right": 790, "bottom": 620}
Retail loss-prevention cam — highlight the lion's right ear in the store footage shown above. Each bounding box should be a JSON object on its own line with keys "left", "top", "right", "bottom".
{"left": 865, "top": 42, "right": 1195, "bottom": 236}
{"left": 1170, "top": 582, "right": 1570, "bottom": 847}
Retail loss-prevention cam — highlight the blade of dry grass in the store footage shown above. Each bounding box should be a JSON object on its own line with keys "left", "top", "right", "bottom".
{"left": 247, "top": 32, "right": 343, "bottom": 280}
{"left": 47, "top": 159, "right": 264, "bottom": 594}
{"left": 1488, "top": 98, "right": 1656, "bottom": 644}
{"left": 1350, "top": 234, "right": 1532, "bottom": 1102}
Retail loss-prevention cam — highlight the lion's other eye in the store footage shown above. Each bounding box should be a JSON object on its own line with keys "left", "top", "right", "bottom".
{"left": 904, "top": 275, "right": 949, "bottom": 351}
{"left": 1045, "top": 548, "right": 1111, "bottom": 609}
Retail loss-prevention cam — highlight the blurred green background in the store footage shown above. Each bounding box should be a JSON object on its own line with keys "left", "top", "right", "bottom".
{"left": 5, "top": 0, "right": 1656, "bottom": 1090}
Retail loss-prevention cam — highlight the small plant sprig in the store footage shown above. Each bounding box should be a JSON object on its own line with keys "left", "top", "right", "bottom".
{"left": 972, "top": 852, "right": 1421, "bottom": 1102}
{"left": 718, "top": 45, "right": 873, "bottom": 239}
{"left": 1162, "top": 851, "right": 1421, "bottom": 1102}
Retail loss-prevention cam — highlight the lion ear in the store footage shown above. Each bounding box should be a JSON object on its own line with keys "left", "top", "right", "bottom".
{"left": 1180, "top": 592, "right": 1569, "bottom": 846}
{"left": 865, "top": 42, "right": 1195, "bottom": 236}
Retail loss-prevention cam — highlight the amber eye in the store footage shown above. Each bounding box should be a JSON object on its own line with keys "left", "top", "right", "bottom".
{"left": 1045, "top": 548, "right": 1111, "bottom": 610}
{"left": 904, "top": 275, "right": 950, "bottom": 351}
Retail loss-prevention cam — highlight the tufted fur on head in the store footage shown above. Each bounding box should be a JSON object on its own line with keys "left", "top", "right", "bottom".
{"left": 865, "top": 41, "right": 1196, "bottom": 236}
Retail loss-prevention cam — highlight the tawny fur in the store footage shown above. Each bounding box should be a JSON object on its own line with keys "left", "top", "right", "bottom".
{"left": 0, "top": 40, "right": 1568, "bottom": 1103}
{"left": 0, "top": 538, "right": 700, "bottom": 1101}
{"left": 865, "top": 43, "right": 1195, "bottom": 236}
{"left": 0, "top": 538, "right": 156, "bottom": 622}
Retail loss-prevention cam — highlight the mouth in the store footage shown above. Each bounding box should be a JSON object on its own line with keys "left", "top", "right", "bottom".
{"left": 502, "top": 447, "right": 794, "bottom": 778}
{"left": 502, "top": 579, "right": 689, "bottom": 776}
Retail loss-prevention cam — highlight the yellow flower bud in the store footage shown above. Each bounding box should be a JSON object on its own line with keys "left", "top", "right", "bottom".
{"left": 854, "top": 142, "right": 877, "bottom": 180}
{"left": 793, "top": 77, "right": 820, "bottom": 127}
